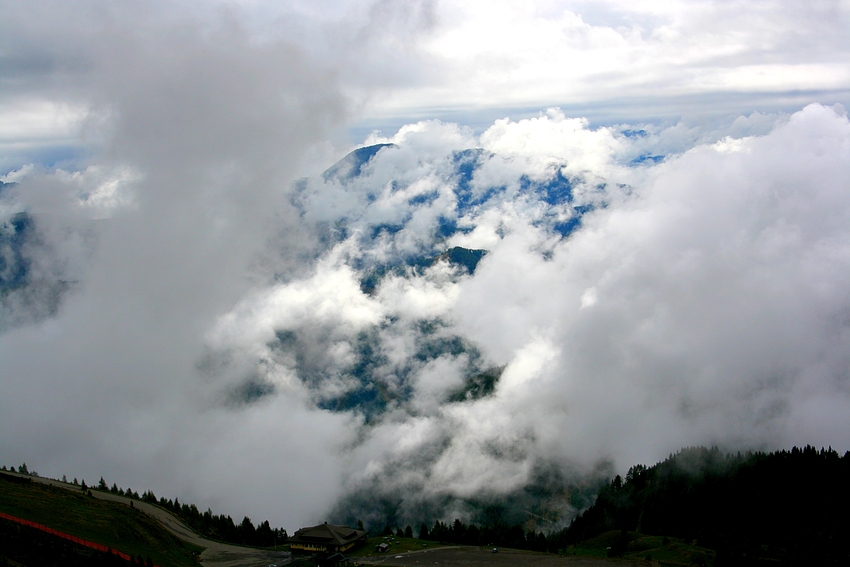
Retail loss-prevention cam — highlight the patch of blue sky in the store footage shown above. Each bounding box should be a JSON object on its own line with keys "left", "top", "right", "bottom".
{"left": 0, "top": 145, "right": 89, "bottom": 177}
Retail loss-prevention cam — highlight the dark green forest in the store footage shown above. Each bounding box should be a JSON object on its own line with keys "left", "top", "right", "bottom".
{"left": 138, "top": 491, "right": 285, "bottom": 548}
{"left": 559, "top": 446, "right": 850, "bottom": 565}
{"left": 418, "top": 518, "right": 551, "bottom": 551}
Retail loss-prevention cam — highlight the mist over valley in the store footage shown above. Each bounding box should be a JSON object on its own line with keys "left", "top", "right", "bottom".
{"left": 1, "top": 0, "right": 849, "bottom": 552}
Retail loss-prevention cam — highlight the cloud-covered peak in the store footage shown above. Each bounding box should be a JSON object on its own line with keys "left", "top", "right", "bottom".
{"left": 2, "top": 0, "right": 849, "bottom": 537}
{"left": 183, "top": 103, "right": 850, "bottom": 529}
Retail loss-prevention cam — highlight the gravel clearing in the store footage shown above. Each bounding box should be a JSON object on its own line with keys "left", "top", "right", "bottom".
{"left": 356, "top": 546, "right": 644, "bottom": 567}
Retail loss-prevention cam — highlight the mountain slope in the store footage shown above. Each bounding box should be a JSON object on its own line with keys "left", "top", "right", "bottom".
{"left": 559, "top": 446, "right": 850, "bottom": 565}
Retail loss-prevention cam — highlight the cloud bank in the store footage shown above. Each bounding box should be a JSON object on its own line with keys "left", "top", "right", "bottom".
{"left": 0, "top": 0, "right": 357, "bottom": 528}
{"left": 159, "top": 103, "right": 850, "bottom": 529}
{"left": 361, "top": 0, "right": 850, "bottom": 124}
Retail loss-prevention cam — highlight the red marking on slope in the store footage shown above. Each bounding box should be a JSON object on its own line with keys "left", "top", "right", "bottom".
{"left": 0, "top": 510, "right": 159, "bottom": 566}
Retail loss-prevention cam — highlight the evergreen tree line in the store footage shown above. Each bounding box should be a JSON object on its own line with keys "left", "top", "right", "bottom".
{"left": 3, "top": 463, "right": 38, "bottom": 477}
{"left": 103, "top": 479, "right": 286, "bottom": 547}
{"left": 419, "top": 518, "right": 553, "bottom": 552}
{"left": 558, "top": 445, "right": 850, "bottom": 566}
{"left": 0, "top": 465, "right": 288, "bottom": 549}
{"left": 374, "top": 446, "right": 850, "bottom": 563}
{"left": 373, "top": 518, "right": 556, "bottom": 552}
{"left": 137, "top": 490, "right": 286, "bottom": 548}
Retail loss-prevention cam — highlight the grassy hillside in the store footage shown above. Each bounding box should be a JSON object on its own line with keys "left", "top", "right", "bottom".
{"left": 563, "top": 531, "right": 715, "bottom": 565}
{"left": 0, "top": 474, "right": 202, "bottom": 567}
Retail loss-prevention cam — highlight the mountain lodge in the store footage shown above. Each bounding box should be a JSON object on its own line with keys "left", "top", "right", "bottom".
{"left": 287, "top": 523, "right": 367, "bottom": 554}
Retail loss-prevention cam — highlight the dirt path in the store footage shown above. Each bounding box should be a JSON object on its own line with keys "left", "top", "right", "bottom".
{"left": 14, "top": 473, "right": 291, "bottom": 567}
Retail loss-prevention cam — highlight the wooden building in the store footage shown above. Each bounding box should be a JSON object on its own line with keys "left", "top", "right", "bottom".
{"left": 287, "top": 523, "right": 367, "bottom": 554}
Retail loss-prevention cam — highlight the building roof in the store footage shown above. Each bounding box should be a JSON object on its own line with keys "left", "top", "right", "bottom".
{"left": 288, "top": 523, "right": 366, "bottom": 547}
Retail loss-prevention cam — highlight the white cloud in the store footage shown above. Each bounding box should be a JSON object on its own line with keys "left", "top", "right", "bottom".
{"left": 2, "top": 0, "right": 849, "bottom": 535}
{"left": 579, "top": 287, "right": 597, "bottom": 309}
{"left": 0, "top": 164, "right": 34, "bottom": 184}
{"left": 7, "top": 94, "right": 848, "bottom": 530}
{"left": 176, "top": 103, "right": 850, "bottom": 529}
{"left": 0, "top": 100, "right": 87, "bottom": 145}
{"left": 369, "top": 104, "right": 849, "bottom": 514}
{"left": 367, "top": 0, "right": 850, "bottom": 119}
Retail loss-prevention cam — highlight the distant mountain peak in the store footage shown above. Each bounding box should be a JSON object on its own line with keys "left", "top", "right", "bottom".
{"left": 322, "top": 143, "right": 396, "bottom": 182}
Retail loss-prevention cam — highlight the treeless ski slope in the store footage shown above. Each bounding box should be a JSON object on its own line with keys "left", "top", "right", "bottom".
{"left": 8, "top": 472, "right": 291, "bottom": 567}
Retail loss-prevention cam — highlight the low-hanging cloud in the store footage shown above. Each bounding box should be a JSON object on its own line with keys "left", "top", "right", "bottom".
{"left": 2, "top": 0, "right": 850, "bottom": 536}
{"left": 193, "top": 103, "right": 850, "bottom": 529}
{"left": 0, "top": 0, "right": 361, "bottom": 529}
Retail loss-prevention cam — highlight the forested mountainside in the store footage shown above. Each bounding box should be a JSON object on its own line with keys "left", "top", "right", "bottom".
{"left": 559, "top": 446, "right": 850, "bottom": 565}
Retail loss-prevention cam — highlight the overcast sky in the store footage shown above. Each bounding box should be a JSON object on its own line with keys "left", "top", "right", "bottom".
{"left": 2, "top": 0, "right": 850, "bottom": 533}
